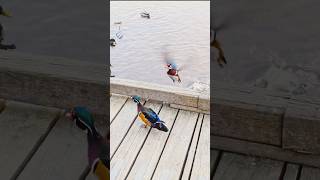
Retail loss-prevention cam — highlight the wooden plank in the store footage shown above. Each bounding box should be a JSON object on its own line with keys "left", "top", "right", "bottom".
{"left": 213, "top": 152, "right": 284, "bottom": 180}
{"left": 110, "top": 102, "right": 162, "bottom": 180}
{"left": 212, "top": 135, "right": 320, "bottom": 168}
{"left": 181, "top": 115, "right": 203, "bottom": 180}
{"left": 283, "top": 163, "right": 299, "bottom": 180}
{"left": 300, "top": 166, "right": 320, "bottom": 180}
{"left": 0, "top": 99, "right": 5, "bottom": 113}
{"left": 152, "top": 110, "right": 199, "bottom": 180}
{"left": 211, "top": 150, "right": 220, "bottom": 178}
{"left": 18, "top": 115, "right": 108, "bottom": 179}
{"left": 190, "top": 114, "right": 210, "bottom": 180}
{"left": 126, "top": 105, "right": 178, "bottom": 180}
{"left": 0, "top": 101, "right": 60, "bottom": 179}
{"left": 110, "top": 99, "right": 145, "bottom": 156}
{"left": 110, "top": 95, "right": 128, "bottom": 123}
{"left": 23, "top": 112, "right": 106, "bottom": 180}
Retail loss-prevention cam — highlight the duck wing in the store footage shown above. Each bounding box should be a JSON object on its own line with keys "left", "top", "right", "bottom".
{"left": 140, "top": 107, "right": 159, "bottom": 124}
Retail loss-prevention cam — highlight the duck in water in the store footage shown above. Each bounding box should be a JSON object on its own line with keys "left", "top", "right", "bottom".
{"left": 166, "top": 63, "right": 182, "bottom": 83}
{"left": 162, "top": 50, "right": 182, "bottom": 83}
{"left": 140, "top": 11, "right": 150, "bottom": 19}
{"left": 0, "top": 6, "right": 16, "bottom": 50}
{"left": 211, "top": 29, "right": 226, "bottom": 67}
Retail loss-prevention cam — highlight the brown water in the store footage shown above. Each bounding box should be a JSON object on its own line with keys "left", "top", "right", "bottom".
{"left": 212, "top": 0, "right": 320, "bottom": 98}
{"left": 1, "top": 0, "right": 106, "bottom": 64}
{"left": 110, "top": 1, "right": 210, "bottom": 91}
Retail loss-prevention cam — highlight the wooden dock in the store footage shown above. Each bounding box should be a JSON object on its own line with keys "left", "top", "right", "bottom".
{"left": 0, "top": 99, "right": 107, "bottom": 180}
{"left": 110, "top": 94, "right": 210, "bottom": 180}
{"left": 211, "top": 149, "right": 320, "bottom": 180}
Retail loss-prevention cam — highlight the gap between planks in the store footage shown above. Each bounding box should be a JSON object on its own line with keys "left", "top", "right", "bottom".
{"left": 11, "top": 110, "right": 64, "bottom": 180}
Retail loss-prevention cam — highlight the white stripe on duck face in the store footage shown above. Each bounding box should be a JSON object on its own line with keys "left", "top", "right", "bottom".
{"left": 78, "top": 117, "right": 94, "bottom": 135}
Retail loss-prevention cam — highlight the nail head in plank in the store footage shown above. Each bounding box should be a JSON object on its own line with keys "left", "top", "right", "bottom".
{"left": 110, "top": 102, "right": 162, "bottom": 180}
{"left": 213, "top": 152, "right": 284, "bottom": 180}
{"left": 126, "top": 105, "right": 178, "bottom": 180}
{"left": 152, "top": 110, "right": 199, "bottom": 180}
{"left": 190, "top": 114, "right": 210, "bottom": 180}
{"left": 0, "top": 101, "right": 60, "bottom": 179}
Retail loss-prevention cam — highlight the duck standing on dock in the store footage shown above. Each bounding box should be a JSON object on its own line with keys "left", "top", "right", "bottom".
{"left": 132, "top": 96, "right": 169, "bottom": 132}
{"left": 211, "top": 29, "right": 226, "bottom": 67}
{"left": 0, "top": 5, "right": 16, "bottom": 50}
{"left": 65, "top": 107, "right": 109, "bottom": 180}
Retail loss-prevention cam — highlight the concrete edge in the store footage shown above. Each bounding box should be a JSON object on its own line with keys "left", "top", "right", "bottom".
{"left": 0, "top": 53, "right": 107, "bottom": 121}
{"left": 110, "top": 78, "right": 210, "bottom": 112}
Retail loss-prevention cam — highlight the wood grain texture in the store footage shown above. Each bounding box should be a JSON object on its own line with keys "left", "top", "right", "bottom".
{"left": 181, "top": 114, "right": 203, "bottom": 180}
{"left": 152, "top": 110, "right": 199, "bottom": 180}
{"left": 126, "top": 105, "right": 178, "bottom": 180}
{"left": 300, "top": 166, "right": 320, "bottom": 180}
{"left": 110, "top": 95, "right": 127, "bottom": 123}
{"left": 283, "top": 163, "right": 299, "bottom": 180}
{"left": 110, "top": 99, "right": 145, "bottom": 157}
{"left": 213, "top": 152, "right": 284, "bottom": 180}
{"left": 18, "top": 117, "right": 88, "bottom": 179}
{"left": 110, "top": 102, "right": 162, "bottom": 180}
{"left": 0, "top": 101, "right": 60, "bottom": 179}
{"left": 190, "top": 114, "right": 210, "bottom": 180}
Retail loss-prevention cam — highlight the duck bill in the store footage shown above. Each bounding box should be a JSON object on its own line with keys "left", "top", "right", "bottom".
{"left": 1, "top": 11, "right": 11, "bottom": 17}
{"left": 155, "top": 124, "right": 169, "bottom": 132}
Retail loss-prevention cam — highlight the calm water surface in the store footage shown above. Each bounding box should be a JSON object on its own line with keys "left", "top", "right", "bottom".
{"left": 110, "top": 1, "right": 210, "bottom": 91}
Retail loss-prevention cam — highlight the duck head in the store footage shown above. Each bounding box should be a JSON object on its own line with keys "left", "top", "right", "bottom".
{"left": 131, "top": 95, "right": 141, "bottom": 104}
{"left": 0, "top": 6, "right": 11, "bottom": 17}
{"left": 65, "top": 106, "right": 96, "bottom": 135}
{"left": 166, "top": 63, "right": 174, "bottom": 69}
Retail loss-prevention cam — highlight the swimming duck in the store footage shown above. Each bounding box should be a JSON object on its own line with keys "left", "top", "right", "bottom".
{"left": 110, "top": 38, "right": 116, "bottom": 47}
{"left": 162, "top": 51, "right": 182, "bottom": 83}
{"left": 0, "top": 6, "right": 15, "bottom": 50}
{"left": 140, "top": 11, "right": 150, "bottom": 19}
{"left": 65, "top": 107, "right": 109, "bottom": 180}
{"left": 166, "top": 63, "right": 182, "bottom": 83}
{"left": 211, "top": 29, "right": 226, "bottom": 67}
{"left": 131, "top": 96, "right": 169, "bottom": 132}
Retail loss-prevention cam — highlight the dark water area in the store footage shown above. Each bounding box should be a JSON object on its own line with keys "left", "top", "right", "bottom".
{"left": 212, "top": 0, "right": 320, "bottom": 98}
{"left": 1, "top": 0, "right": 106, "bottom": 64}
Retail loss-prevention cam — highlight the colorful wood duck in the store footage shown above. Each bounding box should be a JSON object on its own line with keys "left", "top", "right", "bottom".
{"left": 211, "top": 29, "right": 226, "bottom": 67}
{"left": 66, "top": 107, "right": 109, "bottom": 180}
{"left": 166, "top": 63, "right": 182, "bottom": 83}
{"left": 0, "top": 6, "right": 15, "bottom": 50}
{"left": 131, "top": 96, "right": 169, "bottom": 132}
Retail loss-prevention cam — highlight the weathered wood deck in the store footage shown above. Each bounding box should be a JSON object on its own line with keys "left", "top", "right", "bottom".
{"left": 110, "top": 94, "right": 210, "bottom": 180}
{"left": 0, "top": 99, "right": 107, "bottom": 180}
{"left": 211, "top": 149, "right": 320, "bottom": 180}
